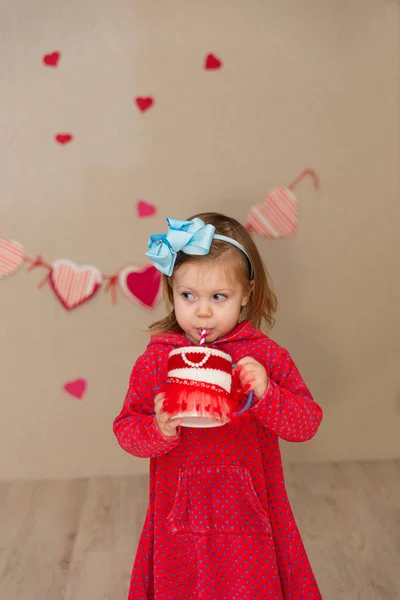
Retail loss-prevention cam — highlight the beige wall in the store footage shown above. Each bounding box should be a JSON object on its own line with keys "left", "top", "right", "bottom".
{"left": 1, "top": 0, "right": 399, "bottom": 481}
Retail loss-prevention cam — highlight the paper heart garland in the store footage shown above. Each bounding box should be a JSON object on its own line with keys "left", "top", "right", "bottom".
{"left": 118, "top": 264, "right": 161, "bottom": 310}
{"left": 246, "top": 169, "right": 319, "bottom": 239}
{"left": 1, "top": 234, "right": 163, "bottom": 311}
{"left": 137, "top": 200, "right": 157, "bottom": 218}
{"left": 205, "top": 53, "right": 222, "bottom": 70}
{"left": 135, "top": 97, "right": 154, "bottom": 112}
{"left": 55, "top": 133, "right": 73, "bottom": 145}
{"left": 247, "top": 187, "right": 298, "bottom": 238}
{"left": 0, "top": 237, "right": 25, "bottom": 278}
{"left": 43, "top": 51, "right": 61, "bottom": 67}
{"left": 64, "top": 378, "right": 87, "bottom": 399}
{"left": 50, "top": 259, "right": 102, "bottom": 310}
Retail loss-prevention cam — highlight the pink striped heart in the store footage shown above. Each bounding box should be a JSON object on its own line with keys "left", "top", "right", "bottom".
{"left": 247, "top": 186, "right": 298, "bottom": 238}
{"left": 0, "top": 237, "right": 25, "bottom": 278}
{"left": 118, "top": 264, "right": 161, "bottom": 310}
{"left": 50, "top": 259, "right": 102, "bottom": 310}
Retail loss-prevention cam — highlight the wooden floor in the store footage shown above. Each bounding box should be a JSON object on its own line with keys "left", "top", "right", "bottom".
{"left": 0, "top": 460, "right": 399, "bottom": 599}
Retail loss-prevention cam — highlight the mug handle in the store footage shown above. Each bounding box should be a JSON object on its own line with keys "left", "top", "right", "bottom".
{"left": 236, "top": 390, "right": 254, "bottom": 415}
{"left": 231, "top": 363, "right": 254, "bottom": 415}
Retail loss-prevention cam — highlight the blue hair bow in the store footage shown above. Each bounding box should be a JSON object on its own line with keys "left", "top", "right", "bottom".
{"left": 145, "top": 218, "right": 215, "bottom": 276}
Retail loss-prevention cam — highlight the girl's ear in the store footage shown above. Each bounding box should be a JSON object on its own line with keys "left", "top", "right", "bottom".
{"left": 241, "top": 280, "right": 254, "bottom": 306}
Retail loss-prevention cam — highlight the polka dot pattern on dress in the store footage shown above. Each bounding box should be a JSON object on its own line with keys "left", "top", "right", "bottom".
{"left": 113, "top": 320, "right": 323, "bottom": 599}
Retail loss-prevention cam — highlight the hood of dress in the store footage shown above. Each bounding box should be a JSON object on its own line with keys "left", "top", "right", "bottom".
{"left": 148, "top": 320, "right": 268, "bottom": 352}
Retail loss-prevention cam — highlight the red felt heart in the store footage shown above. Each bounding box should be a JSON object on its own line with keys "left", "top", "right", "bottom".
{"left": 55, "top": 133, "right": 73, "bottom": 145}
{"left": 137, "top": 200, "right": 157, "bottom": 218}
{"left": 64, "top": 378, "right": 87, "bottom": 399}
{"left": 43, "top": 51, "right": 61, "bottom": 67}
{"left": 205, "top": 53, "right": 222, "bottom": 70}
{"left": 118, "top": 264, "right": 161, "bottom": 309}
{"left": 135, "top": 97, "right": 154, "bottom": 112}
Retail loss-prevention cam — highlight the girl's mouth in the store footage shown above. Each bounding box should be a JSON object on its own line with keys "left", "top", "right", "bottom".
{"left": 196, "top": 328, "right": 213, "bottom": 337}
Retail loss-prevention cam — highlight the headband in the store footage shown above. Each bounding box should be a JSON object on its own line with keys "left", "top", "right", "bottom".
{"left": 145, "top": 217, "right": 254, "bottom": 279}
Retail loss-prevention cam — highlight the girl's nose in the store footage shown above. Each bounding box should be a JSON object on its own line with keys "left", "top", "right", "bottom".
{"left": 196, "top": 301, "right": 212, "bottom": 318}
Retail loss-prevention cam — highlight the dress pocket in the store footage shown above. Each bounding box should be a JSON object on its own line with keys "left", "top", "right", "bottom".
{"left": 166, "top": 465, "right": 271, "bottom": 535}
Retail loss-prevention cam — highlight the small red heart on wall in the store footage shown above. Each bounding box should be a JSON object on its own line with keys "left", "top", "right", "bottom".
{"left": 43, "top": 51, "right": 61, "bottom": 67}
{"left": 55, "top": 133, "right": 73, "bottom": 145}
{"left": 64, "top": 379, "right": 87, "bottom": 399}
{"left": 205, "top": 53, "right": 222, "bottom": 70}
{"left": 135, "top": 97, "right": 154, "bottom": 112}
{"left": 137, "top": 200, "right": 157, "bottom": 218}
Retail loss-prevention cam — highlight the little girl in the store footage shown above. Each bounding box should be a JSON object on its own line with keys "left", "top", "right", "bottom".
{"left": 113, "top": 212, "right": 323, "bottom": 599}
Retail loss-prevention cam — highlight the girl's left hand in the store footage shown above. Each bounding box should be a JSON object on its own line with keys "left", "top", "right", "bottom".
{"left": 236, "top": 356, "right": 269, "bottom": 400}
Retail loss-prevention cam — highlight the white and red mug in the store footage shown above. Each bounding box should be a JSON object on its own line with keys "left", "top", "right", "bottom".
{"left": 162, "top": 347, "right": 237, "bottom": 428}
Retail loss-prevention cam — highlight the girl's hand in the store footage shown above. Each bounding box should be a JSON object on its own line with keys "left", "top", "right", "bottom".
{"left": 154, "top": 392, "right": 182, "bottom": 437}
{"left": 236, "top": 357, "right": 269, "bottom": 400}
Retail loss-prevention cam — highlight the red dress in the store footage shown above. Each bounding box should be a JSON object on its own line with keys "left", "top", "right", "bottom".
{"left": 113, "top": 321, "right": 323, "bottom": 599}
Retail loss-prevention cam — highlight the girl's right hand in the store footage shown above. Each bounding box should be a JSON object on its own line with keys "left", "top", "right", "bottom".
{"left": 154, "top": 392, "right": 182, "bottom": 437}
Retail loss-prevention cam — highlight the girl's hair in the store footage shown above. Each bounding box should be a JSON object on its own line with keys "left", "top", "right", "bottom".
{"left": 148, "top": 212, "right": 278, "bottom": 335}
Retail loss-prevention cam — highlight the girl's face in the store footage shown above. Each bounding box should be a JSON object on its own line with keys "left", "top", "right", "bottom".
{"left": 171, "top": 259, "right": 252, "bottom": 344}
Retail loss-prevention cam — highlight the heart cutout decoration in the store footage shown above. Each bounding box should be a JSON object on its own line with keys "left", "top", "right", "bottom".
{"left": 43, "top": 51, "right": 61, "bottom": 67}
{"left": 247, "top": 187, "right": 298, "bottom": 238}
{"left": 205, "top": 53, "right": 222, "bottom": 70}
{"left": 137, "top": 200, "right": 157, "bottom": 218}
{"left": 0, "top": 237, "right": 25, "bottom": 279}
{"left": 50, "top": 259, "right": 102, "bottom": 310}
{"left": 64, "top": 378, "right": 87, "bottom": 399}
{"left": 118, "top": 264, "right": 161, "bottom": 310}
{"left": 55, "top": 133, "right": 73, "bottom": 145}
{"left": 135, "top": 97, "right": 154, "bottom": 112}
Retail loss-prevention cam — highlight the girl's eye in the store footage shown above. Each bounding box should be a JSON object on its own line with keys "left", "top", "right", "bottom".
{"left": 213, "top": 294, "right": 227, "bottom": 301}
{"left": 182, "top": 292, "right": 195, "bottom": 300}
